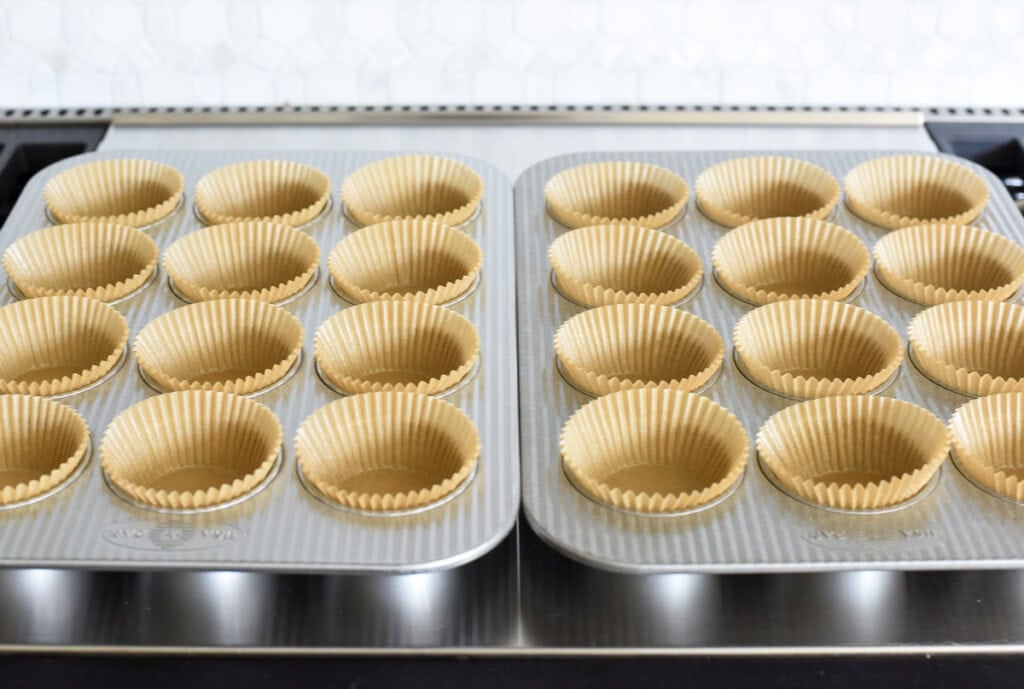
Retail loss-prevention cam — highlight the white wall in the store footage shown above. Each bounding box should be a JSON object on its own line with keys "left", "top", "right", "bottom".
{"left": 1, "top": 0, "right": 1022, "bottom": 109}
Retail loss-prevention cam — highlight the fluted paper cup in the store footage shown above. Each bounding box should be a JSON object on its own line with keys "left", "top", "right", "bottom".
{"left": 554, "top": 304, "right": 724, "bottom": 396}
{"left": 0, "top": 296, "right": 128, "bottom": 396}
{"left": 712, "top": 217, "right": 869, "bottom": 304}
{"left": 548, "top": 224, "right": 702, "bottom": 307}
{"left": 341, "top": 155, "right": 484, "bottom": 227}
{"left": 101, "top": 390, "right": 282, "bottom": 510}
{"left": 295, "top": 391, "right": 480, "bottom": 512}
{"left": 695, "top": 156, "right": 840, "bottom": 228}
{"left": 734, "top": 299, "right": 902, "bottom": 398}
{"left": 874, "top": 223, "right": 1024, "bottom": 305}
{"left": 163, "top": 221, "right": 319, "bottom": 303}
{"left": 950, "top": 393, "right": 1024, "bottom": 501}
{"left": 314, "top": 301, "right": 479, "bottom": 396}
{"left": 328, "top": 218, "right": 482, "bottom": 304}
{"left": 844, "top": 155, "right": 989, "bottom": 229}
{"left": 908, "top": 300, "right": 1024, "bottom": 396}
{"left": 194, "top": 160, "right": 331, "bottom": 226}
{"left": 757, "top": 396, "right": 949, "bottom": 510}
{"left": 544, "top": 161, "right": 689, "bottom": 229}
{"left": 0, "top": 395, "right": 90, "bottom": 506}
{"left": 43, "top": 159, "right": 184, "bottom": 227}
{"left": 560, "top": 388, "right": 748, "bottom": 513}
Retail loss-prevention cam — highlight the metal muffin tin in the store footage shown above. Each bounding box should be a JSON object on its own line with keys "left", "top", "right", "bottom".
{"left": 0, "top": 149, "right": 519, "bottom": 573}
{"left": 516, "top": 149, "right": 1024, "bottom": 574}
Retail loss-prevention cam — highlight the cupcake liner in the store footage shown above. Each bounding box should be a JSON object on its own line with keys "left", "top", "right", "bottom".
{"left": 560, "top": 388, "right": 748, "bottom": 513}
{"left": 341, "top": 155, "right": 484, "bottom": 227}
{"left": 711, "top": 217, "right": 869, "bottom": 305}
{"left": 0, "top": 395, "right": 90, "bottom": 506}
{"left": 2, "top": 223, "right": 159, "bottom": 302}
{"left": 694, "top": 156, "right": 840, "bottom": 228}
{"left": 908, "top": 300, "right": 1024, "bottom": 396}
{"left": 734, "top": 299, "right": 903, "bottom": 398}
{"left": 163, "top": 221, "right": 320, "bottom": 303}
{"left": 548, "top": 224, "right": 702, "bottom": 307}
{"left": 844, "top": 155, "right": 989, "bottom": 229}
{"left": 0, "top": 296, "right": 129, "bottom": 396}
{"left": 554, "top": 303, "right": 724, "bottom": 396}
{"left": 757, "top": 395, "right": 949, "bottom": 510}
{"left": 100, "top": 390, "right": 283, "bottom": 510}
{"left": 295, "top": 391, "right": 480, "bottom": 512}
{"left": 194, "top": 160, "right": 331, "bottom": 226}
{"left": 134, "top": 299, "right": 304, "bottom": 395}
{"left": 327, "top": 218, "right": 482, "bottom": 305}
{"left": 314, "top": 301, "right": 478, "bottom": 396}
{"left": 950, "top": 393, "right": 1024, "bottom": 502}
{"left": 544, "top": 161, "right": 689, "bottom": 229}
{"left": 43, "top": 159, "right": 184, "bottom": 227}
{"left": 874, "top": 223, "right": 1024, "bottom": 305}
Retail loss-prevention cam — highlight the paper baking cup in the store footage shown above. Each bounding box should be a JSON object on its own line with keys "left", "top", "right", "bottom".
{"left": 908, "top": 300, "right": 1024, "bottom": 396}
{"left": 0, "top": 395, "right": 90, "bottom": 506}
{"left": 134, "top": 299, "right": 303, "bottom": 395}
{"left": 874, "top": 223, "right": 1024, "bottom": 305}
{"left": 163, "top": 221, "right": 319, "bottom": 303}
{"left": 544, "top": 161, "right": 689, "bottom": 229}
{"left": 328, "top": 218, "right": 482, "bottom": 305}
{"left": 43, "top": 159, "right": 184, "bottom": 227}
{"left": 757, "top": 396, "right": 949, "bottom": 510}
{"left": 734, "top": 299, "right": 903, "bottom": 398}
{"left": 0, "top": 296, "right": 129, "bottom": 396}
{"left": 295, "top": 391, "right": 480, "bottom": 512}
{"left": 950, "top": 393, "right": 1024, "bottom": 502}
{"left": 560, "top": 388, "right": 748, "bottom": 514}
{"left": 554, "top": 304, "right": 724, "bottom": 396}
{"left": 2, "top": 223, "right": 158, "bottom": 302}
{"left": 101, "top": 391, "right": 282, "bottom": 510}
{"left": 314, "top": 301, "right": 478, "bottom": 396}
{"left": 194, "top": 160, "right": 331, "bottom": 226}
{"left": 694, "top": 156, "right": 840, "bottom": 228}
{"left": 844, "top": 155, "right": 989, "bottom": 229}
{"left": 341, "top": 155, "right": 484, "bottom": 227}
{"left": 712, "top": 217, "right": 869, "bottom": 305}
{"left": 548, "top": 224, "right": 702, "bottom": 307}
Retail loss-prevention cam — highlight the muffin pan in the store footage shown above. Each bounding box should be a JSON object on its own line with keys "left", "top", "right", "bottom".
{"left": 517, "top": 150, "right": 1024, "bottom": 573}
{"left": 0, "top": 150, "right": 518, "bottom": 573}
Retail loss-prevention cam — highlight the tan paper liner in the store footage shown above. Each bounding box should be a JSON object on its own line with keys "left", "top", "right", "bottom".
{"left": 560, "top": 388, "right": 748, "bottom": 513}
{"left": 908, "top": 300, "right": 1024, "bottom": 396}
{"left": 734, "top": 299, "right": 903, "bottom": 398}
{"left": 874, "top": 223, "right": 1024, "bottom": 305}
{"left": 950, "top": 393, "right": 1024, "bottom": 501}
{"left": 341, "top": 155, "right": 484, "bottom": 227}
{"left": 757, "top": 395, "right": 949, "bottom": 510}
{"left": 3, "top": 223, "right": 158, "bottom": 302}
{"left": 328, "top": 218, "right": 482, "bottom": 304}
{"left": 694, "top": 156, "right": 841, "bottom": 228}
{"left": 0, "top": 395, "right": 89, "bottom": 505}
{"left": 554, "top": 304, "right": 724, "bottom": 396}
{"left": 548, "top": 224, "right": 702, "bottom": 307}
{"left": 844, "top": 155, "right": 989, "bottom": 229}
{"left": 295, "top": 391, "right": 480, "bottom": 512}
{"left": 712, "top": 217, "right": 869, "bottom": 304}
{"left": 0, "top": 296, "right": 129, "bottom": 396}
{"left": 163, "top": 221, "right": 320, "bottom": 303}
{"left": 43, "top": 159, "right": 184, "bottom": 227}
{"left": 314, "top": 301, "right": 478, "bottom": 396}
{"left": 194, "top": 160, "right": 331, "bottom": 226}
{"left": 101, "top": 390, "right": 282, "bottom": 510}
{"left": 544, "top": 161, "right": 689, "bottom": 229}
{"left": 134, "top": 299, "right": 304, "bottom": 395}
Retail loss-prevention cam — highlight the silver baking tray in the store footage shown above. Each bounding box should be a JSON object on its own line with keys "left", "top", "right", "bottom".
{"left": 516, "top": 149, "right": 1024, "bottom": 574}
{"left": 0, "top": 149, "right": 519, "bottom": 573}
